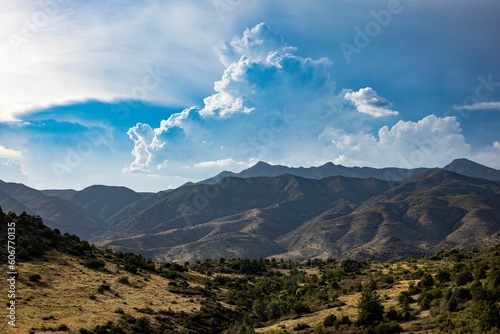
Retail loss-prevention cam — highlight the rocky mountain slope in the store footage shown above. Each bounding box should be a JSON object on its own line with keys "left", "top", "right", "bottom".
{"left": 96, "top": 170, "right": 500, "bottom": 262}
{"left": 0, "top": 158, "right": 499, "bottom": 261}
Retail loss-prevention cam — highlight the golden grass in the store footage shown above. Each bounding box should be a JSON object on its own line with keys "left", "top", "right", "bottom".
{"left": 2, "top": 251, "right": 201, "bottom": 334}
{"left": 255, "top": 278, "right": 417, "bottom": 333}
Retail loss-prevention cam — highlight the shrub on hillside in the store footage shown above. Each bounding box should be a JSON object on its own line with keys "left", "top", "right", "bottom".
{"left": 84, "top": 258, "right": 105, "bottom": 270}
{"left": 29, "top": 274, "right": 42, "bottom": 282}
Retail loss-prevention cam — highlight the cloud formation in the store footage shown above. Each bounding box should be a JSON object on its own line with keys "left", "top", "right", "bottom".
{"left": 1, "top": 2, "right": 499, "bottom": 192}
{"left": 126, "top": 23, "right": 337, "bottom": 175}
{"left": 0, "top": 1, "right": 228, "bottom": 121}
{"left": 453, "top": 102, "right": 500, "bottom": 111}
{"left": 0, "top": 145, "right": 22, "bottom": 159}
{"left": 344, "top": 87, "right": 399, "bottom": 117}
{"left": 125, "top": 23, "right": 478, "bottom": 178}
{"left": 321, "top": 115, "right": 470, "bottom": 168}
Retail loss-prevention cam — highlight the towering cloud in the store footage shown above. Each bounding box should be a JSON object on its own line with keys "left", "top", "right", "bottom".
{"left": 126, "top": 23, "right": 337, "bottom": 174}
{"left": 125, "top": 23, "right": 475, "bottom": 176}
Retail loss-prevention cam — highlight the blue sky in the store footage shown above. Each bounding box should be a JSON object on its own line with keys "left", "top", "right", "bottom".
{"left": 0, "top": 0, "right": 499, "bottom": 191}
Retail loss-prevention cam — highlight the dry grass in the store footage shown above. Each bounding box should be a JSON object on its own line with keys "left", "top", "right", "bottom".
{"left": 255, "top": 278, "right": 417, "bottom": 333}
{"left": 2, "top": 251, "right": 201, "bottom": 334}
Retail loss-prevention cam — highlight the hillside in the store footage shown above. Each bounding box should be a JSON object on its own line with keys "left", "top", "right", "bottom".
{"left": 444, "top": 158, "right": 500, "bottom": 180}
{"left": 97, "top": 170, "right": 500, "bottom": 262}
{"left": 0, "top": 182, "right": 161, "bottom": 239}
{"left": 1, "top": 209, "right": 499, "bottom": 334}
{"left": 95, "top": 175, "right": 393, "bottom": 261}
{"left": 278, "top": 170, "right": 500, "bottom": 260}
{"left": 0, "top": 158, "right": 499, "bottom": 262}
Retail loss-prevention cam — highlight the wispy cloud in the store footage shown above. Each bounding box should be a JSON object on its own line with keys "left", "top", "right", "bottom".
{"left": 0, "top": 1, "right": 230, "bottom": 121}
{"left": 453, "top": 102, "right": 500, "bottom": 111}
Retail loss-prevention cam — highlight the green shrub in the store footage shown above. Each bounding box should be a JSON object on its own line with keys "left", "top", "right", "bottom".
{"left": 118, "top": 276, "right": 130, "bottom": 284}
{"left": 323, "top": 314, "right": 337, "bottom": 327}
{"left": 29, "top": 274, "right": 42, "bottom": 282}
{"left": 57, "top": 324, "right": 69, "bottom": 331}
{"left": 97, "top": 283, "right": 111, "bottom": 294}
{"left": 357, "top": 286, "right": 384, "bottom": 326}
{"left": 454, "top": 270, "right": 473, "bottom": 286}
{"left": 374, "top": 321, "right": 402, "bottom": 334}
{"left": 293, "top": 323, "right": 311, "bottom": 330}
{"left": 84, "top": 258, "right": 105, "bottom": 270}
{"left": 127, "top": 264, "right": 138, "bottom": 274}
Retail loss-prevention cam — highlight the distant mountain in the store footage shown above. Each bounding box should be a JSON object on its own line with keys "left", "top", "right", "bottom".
{"left": 195, "top": 158, "right": 500, "bottom": 185}
{"left": 196, "top": 161, "right": 429, "bottom": 184}
{"left": 96, "top": 169, "right": 500, "bottom": 262}
{"left": 96, "top": 174, "right": 392, "bottom": 261}
{"left": 70, "top": 185, "right": 145, "bottom": 222}
{"left": 277, "top": 170, "right": 500, "bottom": 260}
{"left": 41, "top": 189, "right": 77, "bottom": 201}
{"left": 0, "top": 180, "right": 46, "bottom": 203}
{"left": 444, "top": 158, "right": 500, "bottom": 180}
{"left": 0, "top": 181, "right": 159, "bottom": 239}
{"left": 0, "top": 188, "right": 29, "bottom": 213}
{"left": 26, "top": 195, "right": 103, "bottom": 239}
{"left": 1, "top": 158, "right": 499, "bottom": 262}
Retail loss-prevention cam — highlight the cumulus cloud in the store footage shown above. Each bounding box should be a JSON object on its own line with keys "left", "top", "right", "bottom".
{"left": 124, "top": 23, "right": 478, "bottom": 181}
{"left": 344, "top": 87, "right": 399, "bottom": 117}
{"left": 453, "top": 102, "right": 500, "bottom": 111}
{"left": 320, "top": 115, "right": 470, "bottom": 168}
{"left": 126, "top": 23, "right": 337, "bottom": 174}
{"left": 215, "top": 22, "right": 297, "bottom": 67}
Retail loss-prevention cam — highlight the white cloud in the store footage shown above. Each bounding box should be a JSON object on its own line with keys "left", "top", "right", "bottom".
{"left": 0, "top": 1, "right": 228, "bottom": 121}
{"left": 215, "top": 22, "right": 296, "bottom": 67}
{"left": 194, "top": 158, "right": 252, "bottom": 169}
{"left": 124, "top": 24, "right": 480, "bottom": 178}
{"left": 453, "top": 102, "right": 500, "bottom": 111}
{"left": 321, "top": 115, "right": 471, "bottom": 168}
{"left": 0, "top": 145, "right": 22, "bottom": 159}
{"left": 125, "top": 23, "right": 337, "bottom": 174}
{"left": 344, "top": 87, "right": 399, "bottom": 117}
{"left": 474, "top": 141, "right": 500, "bottom": 169}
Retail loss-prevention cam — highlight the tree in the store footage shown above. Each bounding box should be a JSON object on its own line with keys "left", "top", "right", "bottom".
{"left": 357, "top": 284, "right": 384, "bottom": 327}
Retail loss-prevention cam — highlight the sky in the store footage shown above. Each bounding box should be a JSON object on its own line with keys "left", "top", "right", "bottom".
{"left": 0, "top": 0, "right": 499, "bottom": 192}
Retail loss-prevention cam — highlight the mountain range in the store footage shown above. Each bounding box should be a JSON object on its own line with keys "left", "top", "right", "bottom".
{"left": 1, "top": 158, "right": 499, "bottom": 261}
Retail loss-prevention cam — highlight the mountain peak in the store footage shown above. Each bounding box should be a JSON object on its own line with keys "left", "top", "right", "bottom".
{"left": 444, "top": 158, "right": 500, "bottom": 181}
{"left": 253, "top": 161, "right": 272, "bottom": 168}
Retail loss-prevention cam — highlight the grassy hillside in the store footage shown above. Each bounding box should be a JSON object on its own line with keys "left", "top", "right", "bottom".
{"left": 1, "top": 208, "right": 499, "bottom": 333}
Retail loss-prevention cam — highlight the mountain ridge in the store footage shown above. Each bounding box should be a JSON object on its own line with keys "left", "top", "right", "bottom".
{"left": 192, "top": 158, "right": 500, "bottom": 186}
{"left": 0, "top": 158, "right": 499, "bottom": 261}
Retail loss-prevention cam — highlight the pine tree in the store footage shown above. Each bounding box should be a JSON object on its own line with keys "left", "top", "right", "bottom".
{"left": 357, "top": 283, "right": 385, "bottom": 327}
